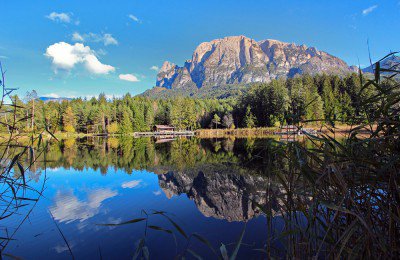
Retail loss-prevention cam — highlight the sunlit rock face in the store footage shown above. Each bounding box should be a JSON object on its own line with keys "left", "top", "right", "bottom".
{"left": 156, "top": 61, "right": 197, "bottom": 90}
{"left": 155, "top": 35, "right": 356, "bottom": 90}
{"left": 158, "top": 167, "right": 273, "bottom": 222}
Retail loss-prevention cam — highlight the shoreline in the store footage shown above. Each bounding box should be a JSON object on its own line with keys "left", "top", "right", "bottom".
{"left": 0, "top": 124, "right": 373, "bottom": 140}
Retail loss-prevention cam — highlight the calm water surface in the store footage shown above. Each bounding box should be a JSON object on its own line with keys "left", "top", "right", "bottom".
{"left": 3, "top": 137, "right": 290, "bottom": 259}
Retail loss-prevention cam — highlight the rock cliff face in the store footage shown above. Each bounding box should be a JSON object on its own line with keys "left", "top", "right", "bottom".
{"left": 155, "top": 36, "right": 356, "bottom": 91}
{"left": 157, "top": 166, "right": 277, "bottom": 222}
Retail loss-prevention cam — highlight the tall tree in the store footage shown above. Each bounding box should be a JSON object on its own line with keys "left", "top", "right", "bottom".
{"left": 63, "top": 106, "right": 76, "bottom": 133}
{"left": 120, "top": 108, "right": 133, "bottom": 134}
{"left": 212, "top": 114, "right": 221, "bottom": 129}
{"left": 287, "top": 78, "right": 307, "bottom": 124}
{"left": 244, "top": 106, "right": 256, "bottom": 128}
{"left": 24, "top": 90, "right": 38, "bottom": 130}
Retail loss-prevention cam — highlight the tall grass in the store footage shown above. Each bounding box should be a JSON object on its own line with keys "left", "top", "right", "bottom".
{"left": 0, "top": 62, "right": 55, "bottom": 257}
{"left": 276, "top": 53, "right": 400, "bottom": 258}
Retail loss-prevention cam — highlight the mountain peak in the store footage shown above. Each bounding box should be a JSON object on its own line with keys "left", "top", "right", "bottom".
{"left": 152, "top": 36, "right": 355, "bottom": 92}
{"left": 159, "top": 61, "right": 176, "bottom": 73}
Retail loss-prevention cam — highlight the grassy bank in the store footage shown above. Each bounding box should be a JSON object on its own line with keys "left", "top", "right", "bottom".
{"left": 0, "top": 123, "right": 368, "bottom": 140}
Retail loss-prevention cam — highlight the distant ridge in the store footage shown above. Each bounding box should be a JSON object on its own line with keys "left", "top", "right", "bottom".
{"left": 39, "top": 97, "right": 72, "bottom": 103}
{"left": 362, "top": 54, "right": 400, "bottom": 75}
{"left": 143, "top": 35, "right": 357, "bottom": 98}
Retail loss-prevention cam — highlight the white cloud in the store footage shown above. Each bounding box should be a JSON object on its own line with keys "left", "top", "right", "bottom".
{"left": 150, "top": 66, "right": 159, "bottom": 71}
{"left": 96, "top": 49, "right": 107, "bottom": 56}
{"left": 119, "top": 73, "right": 140, "bottom": 82}
{"left": 45, "top": 42, "right": 115, "bottom": 74}
{"left": 46, "top": 12, "right": 72, "bottom": 23}
{"left": 128, "top": 14, "right": 140, "bottom": 23}
{"left": 72, "top": 32, "right": 118, "bottom": 46}
{"left": 103, "top": 34, "right": 118, "bottom": 46}
{"left": 85, "top": 54, "right": 115, "bottom": 74}
{"left": 45, "top": 42, "right": 86, "bottom": 70}
{"left": 72, "top": 32, "right": 84, "bottom": 42}
{"left": 43, "top": 93, "right": 60, "bottom": 98}
{"left": 49, "top": 188, "right": 118, "bottom": 223}
{"left": 121, "top": 180, "right": 142, "bottom": 188}
{"left": 362, "top": 5, "right": 378, "bottom": 16}
{"left": 105, "top": 94, "right": 122, "bottom": 100}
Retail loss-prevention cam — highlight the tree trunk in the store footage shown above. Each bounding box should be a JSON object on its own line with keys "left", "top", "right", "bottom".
{"left": 102, "top": 113, "right": 106, "bottom": 134}
{"left": 4, "top": 113, "right": 10, "bottom": 134}
{"left": 31, "top": 100, "right": 35, "bottom": 130}
{"left": 26, "top": 109, "right": 29, "bottom": 129}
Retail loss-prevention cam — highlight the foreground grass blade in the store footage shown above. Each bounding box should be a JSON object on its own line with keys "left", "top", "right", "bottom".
{"left": 220, "top": 243, "right": 229, "bottom": 260}
{"left": 98, "top": 217, "right": 146, "bottom": 226}
{"left": 230, "top": 223, "right": 246, "bottom": 260}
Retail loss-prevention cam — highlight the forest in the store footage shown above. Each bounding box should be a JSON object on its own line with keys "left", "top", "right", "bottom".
{"left": 4, "top": 72, "right": 378, "bottom": 134}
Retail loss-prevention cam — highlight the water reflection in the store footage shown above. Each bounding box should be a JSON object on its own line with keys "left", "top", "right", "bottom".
{"left": 1, "top": 136, "right": 396, "bottom": 259}
{"left": 158, "top": 170, "right": 267, "bottom": 221}
{"left": 121, "top": 180, "right": 143, "bottom": 189}
{"left": 17, "top": 137, "right": 299, "bottom": 225}
{"left": 45, "top": 137, "right": 283, "bottom": 222}
{"left": 49, "top": 188, "right": 118, "bottom": 223}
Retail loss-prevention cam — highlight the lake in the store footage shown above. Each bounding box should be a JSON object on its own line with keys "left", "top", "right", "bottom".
{"left": 2, "top": 137, "right": 275, "bottom": 259}
{"left": 0, "top": 136, "right": 394, "bottom": 259}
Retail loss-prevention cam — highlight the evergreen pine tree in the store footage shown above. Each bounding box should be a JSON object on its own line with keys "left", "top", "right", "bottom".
{"left": 244, "top": 106, "right": 256, "bottom": 128}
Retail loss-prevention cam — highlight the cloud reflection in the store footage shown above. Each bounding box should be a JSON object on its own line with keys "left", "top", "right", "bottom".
{"left": 121, "top": 180, "right": 142, "bottom": 189}
{"left": 49, "top": 188, "right": 118, "bottom": 223}
{"left": 153, "top": 190, "right": 162, "bottom": 196}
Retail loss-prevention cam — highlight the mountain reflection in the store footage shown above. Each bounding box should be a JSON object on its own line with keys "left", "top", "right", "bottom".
{"left": 30, "top": 137, "right": 285, "bottom": 222}
{"left": 158, "top": 169, "right": 268, "bottom": 221}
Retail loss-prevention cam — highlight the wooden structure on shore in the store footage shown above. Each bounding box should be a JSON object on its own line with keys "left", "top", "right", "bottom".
{"left": 134, "top": 125, "right": 194, "bottom": 137}
{"left": 274, "top": 125, "right": 318, "bottom": 136}
{"left": 153, "top": 125, "right": 175, "bottom": 133}
{"left": 134, "top": 131, "right": 194, "bottom": 137}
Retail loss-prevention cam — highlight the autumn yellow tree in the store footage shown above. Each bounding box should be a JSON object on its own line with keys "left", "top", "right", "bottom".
{"left": 63, "top": 106, "right": 76, "bottom": 133}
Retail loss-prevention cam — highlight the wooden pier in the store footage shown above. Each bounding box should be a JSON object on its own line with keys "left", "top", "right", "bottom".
{"left": 274, "top": 125, "right": 318, "bottom": 136}
{"left": 133, "top": 131, "right": 195, "bottom": 137}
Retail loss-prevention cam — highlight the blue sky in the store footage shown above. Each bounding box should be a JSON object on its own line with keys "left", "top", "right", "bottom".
{"left": 1, "top": 0, "right": 399, "bottom": 98}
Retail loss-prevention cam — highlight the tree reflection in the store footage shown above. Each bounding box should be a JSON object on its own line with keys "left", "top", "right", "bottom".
{"left": 11, "top": 136, "right": 399, "bottom": 258}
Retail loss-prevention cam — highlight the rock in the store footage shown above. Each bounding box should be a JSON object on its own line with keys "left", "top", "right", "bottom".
{"left": 154, "top": 36, "right": 355, "bottom": 92}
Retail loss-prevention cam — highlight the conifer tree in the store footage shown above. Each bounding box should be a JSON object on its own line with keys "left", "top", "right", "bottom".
{"left": 63, "top": 106, "right": 76, "bottom": 133}
{"left": 212, "top": 114, "right": 221, "bottom": 129}
{"left": 244, "top": 106, "right": 256, "bottom": 128}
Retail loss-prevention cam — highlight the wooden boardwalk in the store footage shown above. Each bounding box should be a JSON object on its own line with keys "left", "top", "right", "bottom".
{"left": 133, "top": 131, "right": 195, "bottom": 137}
{"left": 274, "top": 125, "right": 318, "bottom": 135}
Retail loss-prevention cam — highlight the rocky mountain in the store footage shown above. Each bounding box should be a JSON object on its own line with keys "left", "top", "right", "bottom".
{"left": 362, "top": 54, "right": 400, "bottom": 74}
{"left": 144, "top": 36, "right": 357, "bottom": 98}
